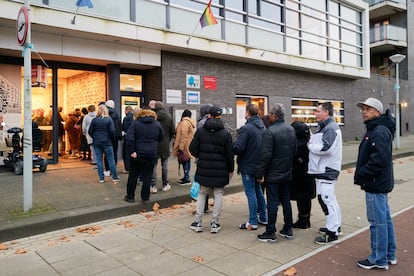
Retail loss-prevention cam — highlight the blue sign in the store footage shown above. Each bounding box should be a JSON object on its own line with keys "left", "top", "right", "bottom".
{"left": 394, "top": 83, "right": 400, "bottom": 92}
{"left": 186, "top": 91, "right": 200, "bottom": 104}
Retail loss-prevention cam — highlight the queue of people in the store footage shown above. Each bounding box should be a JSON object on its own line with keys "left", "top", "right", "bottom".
{"left": 36, "top": 97, "right": 397, "bottom": 271}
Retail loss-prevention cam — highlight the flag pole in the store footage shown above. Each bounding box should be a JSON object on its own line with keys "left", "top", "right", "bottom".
{"left": 186, "top": 21, "right": 199, "bottom": 45}
{"left": 71, "top": 6, "right": 79, "bottom": 24}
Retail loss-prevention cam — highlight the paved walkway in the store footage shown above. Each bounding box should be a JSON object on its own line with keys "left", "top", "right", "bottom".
{"left": 0, "top": 136, "right": 413, "bottom": 275}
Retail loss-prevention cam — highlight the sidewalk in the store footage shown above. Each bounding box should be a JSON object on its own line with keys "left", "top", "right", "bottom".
{"left": 0, "top": 135, "right": 414, "bottom": 242}
{"left": 0, "top": 154, "right": 413, "bottom": 275}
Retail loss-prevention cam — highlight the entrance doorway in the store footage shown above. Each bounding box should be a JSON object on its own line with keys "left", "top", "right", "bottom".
{"left": 27, "top": 67, "right": 106, "bottom": 163}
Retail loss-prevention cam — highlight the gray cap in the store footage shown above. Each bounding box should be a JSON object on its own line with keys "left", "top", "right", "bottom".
{"left": 357, "top": 97, "right": 383, "bottom": 114}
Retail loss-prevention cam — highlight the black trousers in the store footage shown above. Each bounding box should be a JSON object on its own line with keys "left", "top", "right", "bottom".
{"left": 126, "top": 157, "right": 156, "bottom": 201}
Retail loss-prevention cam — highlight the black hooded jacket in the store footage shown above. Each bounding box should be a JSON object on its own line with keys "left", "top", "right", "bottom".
{"left": 354, "top": 109, "right": 396, "bottom": 193}
{"left": 190, "top": 118, "right": 234, "bottom": 187}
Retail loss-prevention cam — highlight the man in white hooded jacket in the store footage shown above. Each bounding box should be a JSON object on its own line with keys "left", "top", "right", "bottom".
{"left": 308, "top": 102, "right": 342, "bottom": 244}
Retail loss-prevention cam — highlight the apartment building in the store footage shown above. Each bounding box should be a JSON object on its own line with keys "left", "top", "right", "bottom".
{"left": 0, "top": 0, "right": 411, "bottom": 162}
{"left": 367, "top": 0, "right": 411, "bottom": 136}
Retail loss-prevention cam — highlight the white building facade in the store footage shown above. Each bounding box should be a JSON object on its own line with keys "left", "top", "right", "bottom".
{"left": 0, "top": 0, "right": 408, "bottom": 162}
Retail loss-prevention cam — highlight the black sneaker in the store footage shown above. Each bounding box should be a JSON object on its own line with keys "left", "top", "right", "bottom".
{"left": 210, "top": 222, "right": 221, "bottom": 233}
{"left": 357, "top": 259, "right": 388, "bottom": 270}
{"left": 319, "top": 226, "right": 342, "bottom": 236}
{"left": 257, "top": 232, "right": 277, "bottom": 243}
{"left": 314, "top": 233, "right": 338, "bottom": 244}
{"left": 124, "top": 195, "right": 135, "bottom": 203}
{"left": 278, "top": 228, "right": 294, "bottom": 240}
{"left": 178, "top": 179, "right": 191, "bottom": 186}
{"left": 190, "top": 221, "right": 203, "bottom": 232}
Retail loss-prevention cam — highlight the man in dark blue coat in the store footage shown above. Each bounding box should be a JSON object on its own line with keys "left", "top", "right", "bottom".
{"left": 233, "top": 104, "right": 267, "bottom": 230}
{"left": 189, "top": 106, "right": 234, "bottom": 233}
{"left": 354, "top": 97, "right": 397, "bottom": 271}
{"left": 124, "top": 109, "right": 164, "bottom": 203}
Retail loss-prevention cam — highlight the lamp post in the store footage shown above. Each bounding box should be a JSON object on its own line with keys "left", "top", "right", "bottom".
{"left": 389, "top": 54, "right": 406, "bottom": 150}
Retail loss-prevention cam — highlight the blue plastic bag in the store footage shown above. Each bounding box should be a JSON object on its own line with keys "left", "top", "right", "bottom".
{"left": 190, "top": 180, "right": 200, "bottom": 200}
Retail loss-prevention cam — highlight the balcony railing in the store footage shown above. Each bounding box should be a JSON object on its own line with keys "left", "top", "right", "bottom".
{"left": 366, "top": 0, "right": 406, "bottom": 5}
{"left": 370, "top": 25, "right": 406, "bottom": 43}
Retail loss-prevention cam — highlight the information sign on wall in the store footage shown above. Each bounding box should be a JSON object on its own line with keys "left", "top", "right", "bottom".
{"left": 186, "top": 91, "right": 200, "bottom": 105}
{"left": 186, "top": 74, "right": 200, "bottom": 89}
{"left": 203, "top": 76, "right": 217, "bottom": 90}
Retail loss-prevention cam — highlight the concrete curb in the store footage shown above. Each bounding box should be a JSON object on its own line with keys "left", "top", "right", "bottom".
{"left": 0, "top": 182, "right": 244, "bottom": 241}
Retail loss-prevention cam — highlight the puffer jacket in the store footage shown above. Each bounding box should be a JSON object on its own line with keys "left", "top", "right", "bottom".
{"left": 88, "top": 116, "right": 115, "bottom": 146}
{"left": 233, "top": 116, "right": 266, "bottom": 175}
{"left": 307, "top": 117, "right": 342, "bottom": 180}
{"left": 255, "top": 119, "right": 297, "bottom": 183}
{"left": 190, "top": 118, "right": 234, "bottom": 187}
{"left": 354, "top": 109, "right": 395, "bottom": 193}
{"left": 126, "top": 109, "right": 164, "bottom": 159}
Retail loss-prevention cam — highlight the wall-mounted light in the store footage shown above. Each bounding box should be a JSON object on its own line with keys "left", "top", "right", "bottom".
{"left": 401, "top": 102, "right": 408, "bottom": 108}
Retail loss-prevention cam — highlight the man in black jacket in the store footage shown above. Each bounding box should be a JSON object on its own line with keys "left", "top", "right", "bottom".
{"left": 256, "top": 103, "right": 297, "bottom": 242}
{"left": 354, "top": 97, "right": 397, "bottom": 271}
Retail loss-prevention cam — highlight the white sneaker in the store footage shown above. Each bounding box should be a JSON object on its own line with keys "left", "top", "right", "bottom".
{"left": 162, "top": 184, "right": 171, "bottom": 192}
{"left": 104, "top": 170, "right": 110, "bottom": 177}
{"left": 150, "top": 186, "right": 158, "bottom": 194}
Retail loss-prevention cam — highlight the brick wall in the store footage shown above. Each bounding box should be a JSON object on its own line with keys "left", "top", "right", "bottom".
{"left": 161, "top": 51, "right": 408, "bottom": 141}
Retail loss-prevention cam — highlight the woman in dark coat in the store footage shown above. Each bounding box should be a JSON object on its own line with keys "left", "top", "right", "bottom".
{"left": 189, "top": 106, "right": 234, "bottom": 233}
{"left": 290, "top": 121, "right": 316, "bottom": 229}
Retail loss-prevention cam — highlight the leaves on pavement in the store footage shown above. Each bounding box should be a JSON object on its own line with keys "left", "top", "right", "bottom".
{"left": 76, "top": 225, "right": 101, "bottom": 234}
{"left": 283, "top": 266, "right": 296, "bottom": 275}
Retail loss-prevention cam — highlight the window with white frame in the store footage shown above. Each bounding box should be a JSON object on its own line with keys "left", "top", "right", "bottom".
{"left": 291, "top": 98, "right": 344, "bottom": 126}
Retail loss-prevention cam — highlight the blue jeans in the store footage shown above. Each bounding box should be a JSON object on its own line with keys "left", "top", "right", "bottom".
{"left": 366, "top": 192, "right": 396, "bottom": 266}
{"left": 152, "top": 157, "right": 169, "bottom": 186}
{"left": 94, "top": 144, "right": 119, "bottom": 180}
{"left": 241, "top": 173, "right": 267, "bottom": 226}
{"left": 182, "top": 160, "right": 191, "bottom": 182}
{"left": 265, "top": 181, "right": 293, "bottom": 235}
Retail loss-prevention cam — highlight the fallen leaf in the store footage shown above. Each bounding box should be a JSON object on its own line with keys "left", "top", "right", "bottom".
{"left": 124, "top": 222, "right": 134, "bottom": 228}
{"left": 346, "top": 168, "right": 353, "bottom": 173}
{"left": 117, "top": 221, "right": 134, "bottom": 228}
{"left": 76, "top": 225, "right": 101, "bottom": 234}
{"left": 284, "top": 266, "right": 296, "bottom": 276}
{"left": 145, "top": 214, "right": 152, "bottom": 219}
{"left": 192, "top": 256, "right": 205, "bottom": 263}
{"left": 60, "top": 236, "right": 70, "bottom": 242}
{"left": 0, "top": 243, "right": 8, "bottom": 250}
{"left": 48, "top": 241, "right": 57, "bottom": 246}
{"left": 153, "top": 202, "right": 160, "bottom": 211}
{"left": 15, "top": 248, "right": 29, "bottom": 254}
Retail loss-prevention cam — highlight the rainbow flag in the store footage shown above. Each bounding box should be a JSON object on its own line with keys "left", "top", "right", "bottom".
{"left": 199, "top": 0, "right": 218, "bottom": 28}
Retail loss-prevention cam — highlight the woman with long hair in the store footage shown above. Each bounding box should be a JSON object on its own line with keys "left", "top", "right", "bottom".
{"left": 88, "top": 105, "right": 120, "bottom": 183}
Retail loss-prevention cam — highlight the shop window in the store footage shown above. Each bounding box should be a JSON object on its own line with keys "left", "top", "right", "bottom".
{"left": 236, "top": 96, "right": 268, "bottom": 129}
{"left": 292, "top": 98, "right": 344, "bottom": 126}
